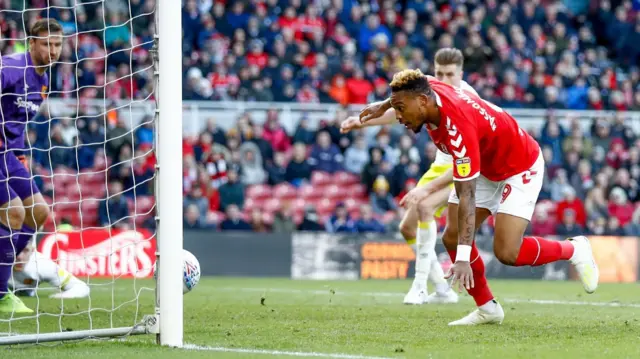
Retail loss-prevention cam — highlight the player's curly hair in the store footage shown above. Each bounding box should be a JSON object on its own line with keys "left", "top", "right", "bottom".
{"left": 389, "top": 69, "right": 432, "bottom": 95}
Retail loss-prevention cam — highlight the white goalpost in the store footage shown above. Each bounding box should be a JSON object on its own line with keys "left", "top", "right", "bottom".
{"left": 0, "top": 0, "right": 183, "bottom": 347}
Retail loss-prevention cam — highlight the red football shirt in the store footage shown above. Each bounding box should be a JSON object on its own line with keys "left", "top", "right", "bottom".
{"left": 425, "top": 77, "right": 540, "bottom": 182}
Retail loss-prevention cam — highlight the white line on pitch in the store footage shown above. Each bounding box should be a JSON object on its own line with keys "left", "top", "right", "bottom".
{"left": 183, "top": 344, "right": 396, "bottom": 359}
{"left": 216, "top": 287, "right": 640, "bottom": 308}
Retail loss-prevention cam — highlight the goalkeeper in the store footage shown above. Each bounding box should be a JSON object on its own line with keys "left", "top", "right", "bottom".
{"left": 10, "top": 243, "right": 90, "bottom": 299}
{"left": 0, "top": 19, "right": 62, "bottom": 312}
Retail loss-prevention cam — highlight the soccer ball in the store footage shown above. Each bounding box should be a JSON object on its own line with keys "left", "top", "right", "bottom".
{"left": 153, "top": 249, "right": 201, "bottom": 294}
{"left": 182, "top": 249, "right": 201, "bottom": 293}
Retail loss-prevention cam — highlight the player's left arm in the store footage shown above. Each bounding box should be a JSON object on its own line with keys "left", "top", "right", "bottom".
{"left": 443, "top": 115, "right": 481, "bottom": 258}
{"left": 454, "top": 178, "right": 476, "bottom": 248}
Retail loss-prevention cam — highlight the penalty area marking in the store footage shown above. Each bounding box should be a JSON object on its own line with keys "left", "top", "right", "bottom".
{"left": 217, "top": 287, "right": 640, "bottom": 309}
{"left": 183, "top": 344, "right": 395, "bottom": 359}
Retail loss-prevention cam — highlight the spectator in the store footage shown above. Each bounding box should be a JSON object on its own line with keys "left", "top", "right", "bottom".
{"left": 555, "top": 188, "right": 586, "bottom": 226}
{"left": 608, "top": 187, "right": 634, "bottom": 226}
{"left": 286, "top": 143, "right": 312, "bottom": 185}
{"left": 292, "top": 117, "right": 316, "bottom": 145}
{"left": 218, "top": 169, "right": 245, "bottom": 211}
{"left": 249, "top": 208, "right": 271, "bottom": 232}
{"left": 272, "top": 204, "right": 296, "bottom": 233}
{"left": 361, "top": 147, "right": 385, "bottom": 193}
{"left": 184, "top": 187, "right": 209, "bottom": 223}
{"left": 308, "top": 130, "right": 343, "bottom": 173}
{"left": 266, "top": 152, "right": 288, "bottom": 185}
{"left": 298, "top": 206, "right": 325, "bottom": 232}
{"left": 530, "top": 210, "right": 556, "bottom": 237}
{"left": 606, "top": 216, "right": 625, "bottom": 236}
{"left": 587, "top": 216, "right": 607, "bottom": 236}
{"left": 624, "top": 207, "right": 640, "bottom": 236}
{"left": 343, "top": 136, "right": 370, "bottom": 175}
{"left": 98, "top": 180, "right": 130, "bottom": 229}
{"left": 355, "top": 204, "right": 386, "bottom": 233}
{"left": 585, "top": 187, "right": 609, "bottom": 220}
{"left": 220, "top": 204, "right": 252, "bottom": 231}
{"left": 262, "top": 111, "right": 291, "bottom": 153}
{"left": 239, "top": 142, "right": 267, "bottom": 185}
{"left": 184, "top": 204, "right": 215, "bottom": 230}
{"left": 549, "top": 169, "right": 573, "bottom": 202}
{"left": 369, "top": 176, "right": 397, "bottom": 215}
{"left": 555, "top": 209, "right": 584, "bottom": 237}
{"left": 326, "top": 203, "right": 356, "bottom": 233}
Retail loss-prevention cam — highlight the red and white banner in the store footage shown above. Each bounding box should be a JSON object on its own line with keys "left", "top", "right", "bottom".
{"left": 38, "top": 229, "right": 156, "bottom": 278}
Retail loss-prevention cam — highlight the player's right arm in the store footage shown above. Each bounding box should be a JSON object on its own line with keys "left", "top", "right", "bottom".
{"left": 340, "top": 108, "right": 398, "bottom": 134}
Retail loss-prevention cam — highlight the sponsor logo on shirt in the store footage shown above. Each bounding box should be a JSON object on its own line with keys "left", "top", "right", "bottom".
{"left": 14, "top": 97, "right": 40, "bottom": 113}
{"left": 455, "top": 157, "right": 471, "bottom": 177}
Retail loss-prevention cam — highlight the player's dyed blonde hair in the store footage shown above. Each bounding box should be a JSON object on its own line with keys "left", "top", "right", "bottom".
{"left": 389, "top": 69, "right": 432, "bottom": 94}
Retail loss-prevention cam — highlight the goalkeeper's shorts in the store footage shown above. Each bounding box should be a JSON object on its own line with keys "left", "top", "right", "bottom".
{"left": 0, "top": 152, "right": 40, "bottom": 205}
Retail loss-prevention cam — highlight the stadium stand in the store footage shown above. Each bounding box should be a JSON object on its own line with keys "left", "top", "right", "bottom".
{"left": 1, "top": 0, "right": 640, "bottom": 234}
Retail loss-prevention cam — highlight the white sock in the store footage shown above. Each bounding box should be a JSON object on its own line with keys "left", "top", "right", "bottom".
{"left": 415, "top": 221, "right": 436, "bottom": 285}
{"left": 419, "top": 219, "right": 449, "bottom": 294}
{"left": 479, "top": 299, "right": 498, "bottom": 313}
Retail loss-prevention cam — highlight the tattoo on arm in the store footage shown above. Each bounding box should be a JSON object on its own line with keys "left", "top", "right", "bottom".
{"left": 454, "top": 179, "right": 476, "bottom": 248}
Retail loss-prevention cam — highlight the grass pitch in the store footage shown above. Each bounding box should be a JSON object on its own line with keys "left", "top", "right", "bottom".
{"left": 1, "top": 278, "right": 640, "bottom": 358}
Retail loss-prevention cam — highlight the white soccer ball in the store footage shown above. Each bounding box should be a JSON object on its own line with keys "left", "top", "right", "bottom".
{"left": 181, "top": 249, "right": 201, "bottom": 294}
{"left": 153, "top": 249, "right": 201, "bottom": 294}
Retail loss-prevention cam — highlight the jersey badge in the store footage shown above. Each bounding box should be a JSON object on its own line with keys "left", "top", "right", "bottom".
{"left": 455, "top": 157, "right": 471, "bottom": 177}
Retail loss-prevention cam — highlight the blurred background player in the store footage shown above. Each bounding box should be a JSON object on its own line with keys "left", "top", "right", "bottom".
{"left": 360, "top": 69, "right": 598, "bottom": 325}
{"left": 0, "top": 18, "right": 61, "bottom": 313}
{"left": 341, "top": 48, "right": 475, "bottom": 305}
{"left": 10, "top": 242, "right": 90, "bottom": 299}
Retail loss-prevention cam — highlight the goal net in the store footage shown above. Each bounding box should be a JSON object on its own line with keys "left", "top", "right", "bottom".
{"left": 0, "top": 0, "right": 183, "bottom": 346}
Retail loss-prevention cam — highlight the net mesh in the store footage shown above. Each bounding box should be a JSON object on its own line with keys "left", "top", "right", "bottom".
{"left": 0, "top": 0, "right": 157, "bottom": 342}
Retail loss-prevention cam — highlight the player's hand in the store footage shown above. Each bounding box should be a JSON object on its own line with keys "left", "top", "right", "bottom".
{"left": 399, "top": 185, "right": 432, "bottom": 208}
{"left": 359, "top": 99, "right": 391, "bottom": 124}
{"left": 340, "top": 116, "right": 362, "bottom": 134}
{"left": 445, "top": 261, "right": 474, "bottom": 292}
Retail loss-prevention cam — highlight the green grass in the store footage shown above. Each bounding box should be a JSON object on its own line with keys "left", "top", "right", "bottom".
{"left": 2, "top": 278, "right": 640, "bottom": 358}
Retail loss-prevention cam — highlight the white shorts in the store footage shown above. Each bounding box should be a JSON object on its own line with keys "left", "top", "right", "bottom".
{"left": 448, "top": 151, "right": 544, "bottom": 221}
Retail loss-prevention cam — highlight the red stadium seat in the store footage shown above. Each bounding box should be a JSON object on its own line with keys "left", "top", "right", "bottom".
{"left": 290, "top": 198, "right": 307, "bottom": 214}
{"left": 381, "top": 211, "right": 396, "bottom": 224}
{"left": 315, "top": 198, "right": 336, "bottom": 217}
{"left": 344, "top": 197, "right": 366, "bottom": 211}
{"left": 324, "top": 184, "right": 348, "bottom": 200}
{"left": 246, "top": 184, "right": 271, "bottom": 200}
{"left": 347, "top": 183, "right": 367, "bottom": 199}
{"left": 333, "top": 171, "right": 359, "bottom": 186}
{"left": 273, "top": 183, "right": 297, "bottom": 200}
{"left": 262, "top": 198, "right": 282, "bottom": 213}
{"left": 262, "top": 211, "right": 275, "bottom": 225}
{"left": 78, "top": 171, "right": 107, "bottom": 186}
{"left": 299, "top": 183, "right": 322, "bottom": 200}
{"left": 311, "top": 171, "right": 332, "bottom": 186}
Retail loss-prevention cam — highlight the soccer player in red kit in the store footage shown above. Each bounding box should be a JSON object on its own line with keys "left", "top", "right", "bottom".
{"left": 360, "top": 69, "right": 599, "bottom": 325}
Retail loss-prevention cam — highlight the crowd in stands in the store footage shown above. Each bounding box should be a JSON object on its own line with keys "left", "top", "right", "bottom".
{"left": 3, "top": 0, "right": 640, "bottom": 234}
{"left": 182, "top": 106, "right": 640, "bottom": 237}
{"left": 180, "top": 0, "right": 640, "bottom": 111}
